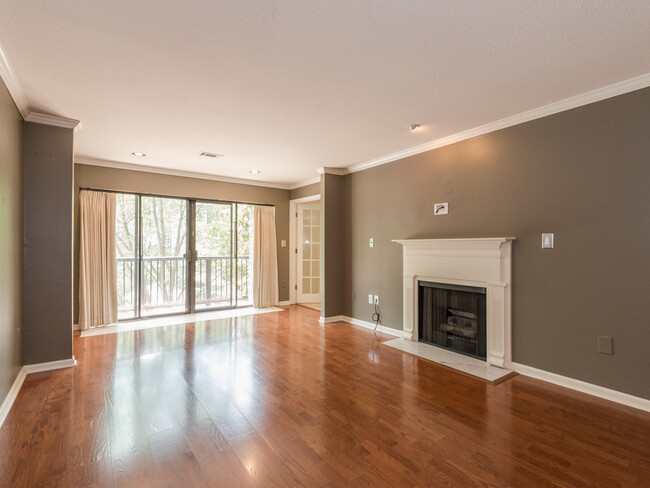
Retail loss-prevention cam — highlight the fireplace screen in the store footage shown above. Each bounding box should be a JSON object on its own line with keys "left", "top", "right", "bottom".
{"left": 418, "top": 282, "right": 487, "bottom": 360}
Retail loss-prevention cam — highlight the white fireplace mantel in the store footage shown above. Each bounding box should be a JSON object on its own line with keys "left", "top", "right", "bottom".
{"left": 392, "top": 238, "right": 515, "bottom": 368}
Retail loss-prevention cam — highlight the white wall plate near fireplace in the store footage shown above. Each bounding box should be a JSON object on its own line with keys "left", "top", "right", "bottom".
{"left": 542, "top": 233, "right": 554, "bottom": 249}
{"left": 434, "top": 202, "right": 448, "bottom": 215}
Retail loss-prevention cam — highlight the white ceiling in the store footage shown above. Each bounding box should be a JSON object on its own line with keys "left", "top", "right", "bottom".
{"left": 1, "top": 1, "right": 650, "bottom": 188}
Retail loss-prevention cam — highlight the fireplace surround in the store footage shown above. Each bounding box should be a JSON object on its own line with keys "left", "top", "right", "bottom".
{"left": 393, "top": 238, "right": 514, "bottom": 368}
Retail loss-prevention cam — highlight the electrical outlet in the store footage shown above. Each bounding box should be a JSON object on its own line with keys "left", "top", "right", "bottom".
{"left": 597, "top": 335, "right": 613, "bottom": 355}
{"left": 373, "top": 295, "right": 379, "bottom": 305}
{"left": 368, "top": 294, "right": 373, "bottom": 304}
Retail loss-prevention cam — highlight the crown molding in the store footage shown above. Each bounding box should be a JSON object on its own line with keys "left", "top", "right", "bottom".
{"left": 316, "top": 166, "right": 349, "bottom": 176}
{"left": 25, "top": 112, "right": 81, "bottom": 131}
{"left": 0, "top": 41, "right": 29, "bottom": 118}
{"left": 289, "top": 175, "right": 321, "bottom": 190}
{"left": 75, "top": 157, "right": 292, "bottom": 190}
{"left": 348, "top": 72, "right": 650, "bottom": 174}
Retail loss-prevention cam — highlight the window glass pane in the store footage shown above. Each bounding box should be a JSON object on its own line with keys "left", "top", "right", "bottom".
{"left": 302, "top": 260, "right": 311, "bottom": 278}
{"left": 303, "top": 277, "right": 311, "bottom": 294}
{"left": 312, "top": 278, "right": 320, "bottom": 294}
{"left": 312, "top": 261, "right": 320, "bottom": 277}
{"left": 116, "top": 193, "right": 137, "bottom": 319}
{"left": 312, "top": 226, "right": 320, "bottom": 243}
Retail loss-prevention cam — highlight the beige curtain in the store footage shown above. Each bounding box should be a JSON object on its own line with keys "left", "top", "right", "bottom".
{"left": 79, "top": 190, "right": 118, "bottom": 329}
{"left": 253, "top": 205, "right": 279, "bottom": 308}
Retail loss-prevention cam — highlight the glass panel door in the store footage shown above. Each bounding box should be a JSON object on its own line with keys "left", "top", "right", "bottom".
{"left": 115, "top": 193, "right": 138, "bottom": 320}
{"left": 297, "top": 203, "right": 320, "bottom": 303}
{"left": 195, "top": 202, "right": 233, "bottom": 310}
{"left": 140, "top": 196, "right": 189, "bottom": 317}
{"left": 235, "top": 204, "right": 254, "bottom": 307}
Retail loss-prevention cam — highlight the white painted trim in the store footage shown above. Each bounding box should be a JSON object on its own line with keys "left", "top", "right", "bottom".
{"left": 0, "top": 367, "right": 27, "bottom": 429}
{"left": 75, "top": 157, "right": 292, "bottom": 190}
{"left": 289, "top": 194, "right": 321, "bottom": 304}
{"left": 342, "top": 316, "right": 405, "bottom": 338}
{"left": 24, "top": 357, "right": 77, "bottom": 374}
{"left": 318, "top": 315, "right": 347, "bottom": 324}
{"left": 512, "top": 362, "right": 650, "bottom": 413}
{"left": 25, "top": 112, "right": 81, "bottom": 131}
{"left": 289, "top": 175, "right": 320, "bottom": 190}
{"left": 72, "top": 323, "right": 80, "bottom": 331}
{"left": 0, "top": 40, "right": 29, "bottom": 118}
{"left": 348, "top": 72, "right": 650, "bottom": 175}
{"left": 278, "top": 301, "right": 291, "bottom": 306}
{"left": 316, "top": 167, "right": 349, "bottom": 176}
{"left": 290, "top": 195, "right": 321, "bottom": 205}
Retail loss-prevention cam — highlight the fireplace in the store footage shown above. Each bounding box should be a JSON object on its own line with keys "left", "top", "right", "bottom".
{"left": 393, "top": 237, "right": 514, "bottom": 368}
{"left": 418, "top": 282, "right": 487, "bottom": 360}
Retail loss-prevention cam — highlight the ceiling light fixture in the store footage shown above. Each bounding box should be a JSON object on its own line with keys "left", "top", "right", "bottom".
{"left": 249, "top": 169, "right": 260, "bottom": 175}
{"left": 408, "top": 124, "right": 422, "bottom": 132}
{"left": 131, "top": 152, "right": 146, "bottom": 157}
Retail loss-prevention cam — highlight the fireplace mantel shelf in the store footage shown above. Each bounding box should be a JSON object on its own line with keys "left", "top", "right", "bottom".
{"left": 393, "top": 237, "right": 515, "bottom": 370}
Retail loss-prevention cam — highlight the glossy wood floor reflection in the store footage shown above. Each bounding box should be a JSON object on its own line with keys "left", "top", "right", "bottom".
{"left": 1, "top": 306, "right": 649, "bottom": 487}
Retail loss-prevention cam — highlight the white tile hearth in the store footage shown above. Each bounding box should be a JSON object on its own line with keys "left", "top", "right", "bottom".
{"left": 383, "top": 338, "right": 514, "bottom": 383}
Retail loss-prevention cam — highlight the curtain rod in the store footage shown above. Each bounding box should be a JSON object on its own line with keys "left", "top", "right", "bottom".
{"left": 78, "top": 186, "right": 276, "bottom": 207}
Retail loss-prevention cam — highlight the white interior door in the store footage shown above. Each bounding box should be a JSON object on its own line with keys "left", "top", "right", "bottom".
{"left": 297, "top": 203, "right": 320, "bottom": 303}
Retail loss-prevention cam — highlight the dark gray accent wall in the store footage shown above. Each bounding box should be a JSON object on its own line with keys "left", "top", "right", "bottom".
{"left": 73, "top": 164, "right": 291, "bottom": 323}
{"left": 347, "top": 87, "right": 650, "bottom": 400}
{"left": 0, "top": 79, "right": 23, "bottom": 402}
{"left": 22, "top": 122, "right": 74, "bottom": 365}
{"left": 289, "top": 182, "right": 320, "bottom": 200}
{"left": 320, "top": 174, "right": 351, "bottom": 317}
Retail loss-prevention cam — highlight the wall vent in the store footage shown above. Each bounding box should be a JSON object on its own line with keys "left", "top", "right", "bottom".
{"left": 200, "top": 151, "right": 223, "bottom": 158}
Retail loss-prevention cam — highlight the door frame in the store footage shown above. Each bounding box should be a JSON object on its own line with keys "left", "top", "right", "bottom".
{"left": 289, "top": 194, "right": 320, "bottom": 304}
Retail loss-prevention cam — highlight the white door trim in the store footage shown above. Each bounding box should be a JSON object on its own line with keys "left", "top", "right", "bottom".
{"left": 289, "top": 195, "right": 320, "bottom": 304}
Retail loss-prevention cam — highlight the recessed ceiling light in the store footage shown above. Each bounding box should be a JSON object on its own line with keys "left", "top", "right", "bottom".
{"left": 131, "top": 152, "right": 146, "bottom": 157}
{"left": 408, "top": 124, "right": 422, "bottom": 132}
{"left": 249, "top": 169, "right": 260, "bottom": 175}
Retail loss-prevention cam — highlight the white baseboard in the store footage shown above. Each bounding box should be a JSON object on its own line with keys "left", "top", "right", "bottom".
{"left": 318, "top": 314, "right": 405, "bottom": 338}
{"left": 24, "top": 357, "right": 77, "bottom": 374}
{"left": 343, "top": 316, "right": 405, "bottom": 338}
{"left": 512, "top": 362, "right": 650, "bottom": 413}
{"left": 278, "top": 301, "right": 291, "bottom": 307}
{"left": 319, "top": 315, "right": 347, "bottom": 324}
{"left": 0, "top": 367, "right": 27, "bottom": 429}
{"left": 72, "top": 323, "right": 80, "bottom": 331}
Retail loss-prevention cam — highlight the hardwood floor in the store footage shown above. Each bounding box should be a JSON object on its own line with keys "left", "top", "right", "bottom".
{"left": 1, "top": 305, "right": 649, "bottom": 487}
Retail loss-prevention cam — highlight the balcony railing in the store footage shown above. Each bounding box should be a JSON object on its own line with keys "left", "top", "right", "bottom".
{"left": 117, "top": 256, "right": 250, "bottom": 316}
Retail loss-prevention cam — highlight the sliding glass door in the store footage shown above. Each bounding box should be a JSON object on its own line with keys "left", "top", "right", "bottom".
{"left": 115, "top": 193, "right": 253, "bottom": 320}
{"left": 140, "top": 196, "right": 189, "bottom": 317}
{"left": 194, "top": 202, "right": 233, "bottom": 310}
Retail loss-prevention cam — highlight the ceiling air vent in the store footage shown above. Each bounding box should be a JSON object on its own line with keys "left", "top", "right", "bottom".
{"left": 200, "top": 151, "right": 223, "bottom": 158}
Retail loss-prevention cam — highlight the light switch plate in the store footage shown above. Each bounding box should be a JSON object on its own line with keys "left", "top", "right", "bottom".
{"left": 542, "top": 233, "right": 554, "bottom": 249}
{"left": 280, "top": 240, "right": 286, "bottom": 247}
{"left": 369, "top": 237, "right": 374, "bottom": 248}
{"left": 434, "top": 202, "right": 448, "bottom": 215}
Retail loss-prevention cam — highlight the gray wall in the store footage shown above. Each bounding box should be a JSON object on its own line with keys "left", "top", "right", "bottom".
{"left": 73, "top": 164, "right": 291, "bottom": 323}
{"left": 346, "top": 87, "right": 650, "bottom": 400}
{"left": 0, "top": 79, "right": 23, "bottom": 401}
{"left": 23, "top": 122, "right": 74, "bottom": 364}
{"left": 289, "top": 182, "right": 320, "bottom": 200}
{"left": 320, "top": 174, "right": 351, "bottom": 317}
